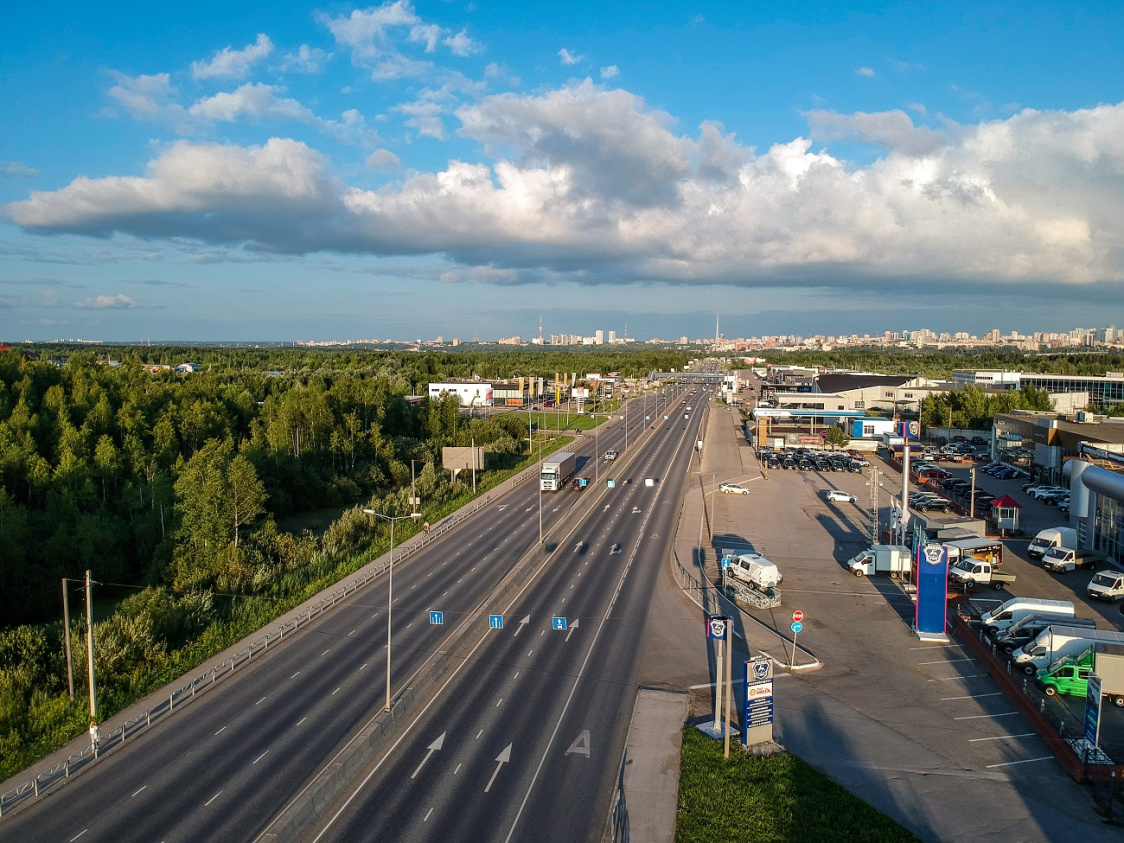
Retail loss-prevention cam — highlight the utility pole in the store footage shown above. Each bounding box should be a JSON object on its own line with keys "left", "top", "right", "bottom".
{"left": 85, "top": 570, "right": 97, "bottom": 720}
{"left": 62, "top": 579, "right": 75, "bottom": 699}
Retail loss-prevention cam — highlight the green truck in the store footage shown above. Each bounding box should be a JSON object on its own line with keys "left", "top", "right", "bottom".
{"left": 1036, "top": 644, "right": 1124, "bottom": 707}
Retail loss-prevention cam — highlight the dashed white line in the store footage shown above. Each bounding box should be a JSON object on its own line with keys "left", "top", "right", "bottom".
{"left": 476, "top": 730, "right": 483, "bottom": 739}
{"left": 332, "top": 687, "right": 341, "bottom": 695}
{"left": 527, "top": 650, "right": 534, "bottom": 657}
{"left": 954, "top": 712, "right": 1019, "bottom": 720}
{"left": 322, "top": 649, "right": 331, "bottom": 657}
{"left": 214, "top": 726, "right": 227, "bottom": 735}
{"left": 919, "top": 658, "right": 973, "bottom": 665}
{"left": 204, "top": 791, "right": 223, "bottom": 807}
{"left": 297, "top": 717, "right": 307, "bottom": 726}
{"left": 941, "top": 692, "right": 1004, "bottom": 701}
{"left": 453, "top": 763, "right": 462, "bottom": 775}
{"left": 348, "top": 629, "right": 356, "bottom": 636}
{"left": 496, "top": 698, "right": 503, "bottom": 707}
{"left": 254, "top": 750, "right": 270, "bottom": 764}
{"left": 132, "top": 785, "right": 147, "bottom": 797}
{"left": 927, "top": 674, "right": 984, "bottom": 682}
{"left": 424, "top": 808, "right": 434, "bottom": 822}
{"left": 513, "top": 671, "right": 519, "bottom": 679}
{"left": 406, "top": 622, "right": 413, "bottom": 629}
{"left": 360, "top": 662, "right": 368, "bottom": 670}
{"left": 69, "top": 831, "right": 87, "bottom": 841}
{"left": 291, "top": 671, "right": 301, "bottom": 679}
{"left": 255, "top": 696, "right": 267, "bottom": 706}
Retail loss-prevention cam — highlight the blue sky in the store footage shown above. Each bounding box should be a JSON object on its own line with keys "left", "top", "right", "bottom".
{"left": 2, "top": 1, "right": 1123, "bottom": 343}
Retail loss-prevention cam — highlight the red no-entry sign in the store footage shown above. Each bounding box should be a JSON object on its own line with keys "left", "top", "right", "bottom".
{"left": 792, "top": 610, "right": 804, "bottom": 623}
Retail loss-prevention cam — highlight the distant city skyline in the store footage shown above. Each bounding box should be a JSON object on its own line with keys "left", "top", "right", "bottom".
{"left": 3, "top": 2, "right": 1123, "bottom": 342}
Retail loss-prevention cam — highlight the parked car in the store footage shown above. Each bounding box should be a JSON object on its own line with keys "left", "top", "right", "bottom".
{"left": 719, "top": 482, "right": 751, "bottom": 495}
{"left": 825, "top": 490, "right": 858, "bottom": 503}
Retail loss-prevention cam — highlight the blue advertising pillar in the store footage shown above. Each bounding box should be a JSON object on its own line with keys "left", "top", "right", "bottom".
{"left": 915, "top": 541, "right": 950, "bottom": 642}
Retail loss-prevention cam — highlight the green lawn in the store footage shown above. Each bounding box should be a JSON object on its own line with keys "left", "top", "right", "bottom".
{"left": 676, "top": 728, "right": 921, "bottom": 842}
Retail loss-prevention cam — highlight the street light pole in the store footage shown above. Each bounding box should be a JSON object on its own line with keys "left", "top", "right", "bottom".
{"left": 363, "top": 507, "right": 421, "bottom": 712}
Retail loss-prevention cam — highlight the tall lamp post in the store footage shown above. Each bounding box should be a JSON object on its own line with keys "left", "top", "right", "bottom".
{"left": 363, "top": 507, "right": 422, "bottom": 712}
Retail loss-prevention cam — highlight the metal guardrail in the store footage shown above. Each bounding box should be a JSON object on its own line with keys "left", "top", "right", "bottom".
{"left": 0, "top": 464, "right": 543, "bottom": 820}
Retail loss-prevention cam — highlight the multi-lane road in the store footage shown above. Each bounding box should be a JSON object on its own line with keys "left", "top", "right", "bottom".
{"left": 1, "top": 385, "right": 708, "bottom": 842}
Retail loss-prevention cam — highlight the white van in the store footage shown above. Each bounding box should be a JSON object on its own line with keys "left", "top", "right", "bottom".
{"left": 1028, "top": 527, "right": 1077, "bottom": 560}
{"left": 727, "top": 553, "right": 781, "bottom": 591}
{"left": 981, "top": 597, "right": 1075, "bottom": 637}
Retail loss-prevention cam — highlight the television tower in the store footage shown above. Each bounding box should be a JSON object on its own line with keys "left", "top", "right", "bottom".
{"left": 539, "top": 316, "right": 543, "bottom": 344}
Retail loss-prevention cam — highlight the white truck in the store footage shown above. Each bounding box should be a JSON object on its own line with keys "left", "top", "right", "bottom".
{"left": 1087, "top": 569, "right": 1124, "bottom": 602}
{"left": 981, "top": 597, "right": 1074, "bottom": 638}
{"left": 948, "top": 560, "right": 1017, "bottom": 590}
{"left": 1028, "top": 526, "right": 1077, "bottom": 560}
{"left": 847, "top": 545, "right": 911, "bottom": 578}
{"left": 1042, "top": 547, "right": 1107, "bottom": 574}
{"left": 1012, "top": 625, "right": 1124, "bottom": 675}
{"left": 727, "top": 553, "right": 781, "bottom": 592}
{"left": 540, "top": 452, "right": 577, "bottom": 492}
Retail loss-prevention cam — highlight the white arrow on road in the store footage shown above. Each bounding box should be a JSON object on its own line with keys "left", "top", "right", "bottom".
{"left": 485, "top": 744, "right": 512, "bottom": 793}
{"left": 565, "top": 618, "right": 580, "bottom": 642}
{"left": 411, "top": 732, "right": 446, "bottom": 779}
{"left": 512, "top": 615, "right": 530, "bottom": 637}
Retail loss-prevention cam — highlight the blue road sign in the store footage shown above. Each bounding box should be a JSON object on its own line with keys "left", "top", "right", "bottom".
{"left": 429, "top": 611, "right": 444, "bottom": 625}
{"left": 790, "top": 621, "right": 803, "bottom": 633}
{"left": 552, "top": 616, "right": 568, "bottom": 631}
{"left": 489, "top": 614, "right": 504, "bottom": 629}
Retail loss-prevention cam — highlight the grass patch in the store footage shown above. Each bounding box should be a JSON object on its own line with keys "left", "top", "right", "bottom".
{"left": 676, "top": 727, "right": 921, "bottom": 842}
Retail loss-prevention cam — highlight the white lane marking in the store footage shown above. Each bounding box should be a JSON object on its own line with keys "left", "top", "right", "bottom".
{"left": 442, "top": 590, "right": 448, "bottom": 597}
{"left": 406, "top": 622, "right": 413, "bottom": 629}
{"left": 322, "top": 649, "right": 331, "bottom": 657}
{"left": 540, "top": 630, "right": 545, "bottom": 637}
{"left": 360, "top": 663, "right": 368, "bottom": 670}
{"left": 214, "top": 726, "right": 227, "bottom": 735}
{"left": 513, "top": 672, "right": 519, "bottom": 679}
{"left": 927, "top": 674, "right": 984, "bottom": 682}
{"left": 254, "top": 750, "right": 269, "bottom": 764}
{"left": 255, "top": 696, "right": 267, "bottom": 705}
{"left": 424, "top": 808, "right": 434, "bottom": 822}
{"left": 969, "top": 733, "right": 1036, "bottom": 743}
{"left": 527, "top": 650, "right": 533, "bottom": 657}
{"left": 291, "top": 671, "right": 301, "bottom": 679}
{"left": 332, "top": 687, "right": 341, "bottom": 696}
{"left": 941, "top": 692, "right": 1004, "bottom": 701}
{"left": 204, "top": 791, "right": 223, "bottom": 807}
{"left": 297, "top": 717, "right": 307, "bottom": 726}
{"left": 453, "top": 763, "right": 462, "bottom": 775}
{"left": 918, "top": 658, "right": 973, "bottom": 665}
{"left": 954, "top": 712, "right": 1020, "bottom": 720}
{"left": 132, "top": 785, "right": 147, "bottom": 797}
{"left": 70, "top": 832, "right": 88, "bottom": 841}
{"left": 349, "top": 629, "right": 356, "bottom": 637}
{"left": 496, "top": 698, "right": 503, "bottom": 707}
{"left": 411, "top": 733, "right": 446, "bottom": 779}
{"left": 485, "top": 744, "right": 513, "bottom": 793}
{"left": 985, "top": 756, "right": 1053, "bottom": 768}
{"left": 476, "top": 730, "right": 483, "bottom": 740}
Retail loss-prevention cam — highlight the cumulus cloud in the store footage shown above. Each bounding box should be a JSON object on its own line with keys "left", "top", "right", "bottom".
{"left": 77, "top": 294, "right": 136, "bottom": 310}
{"left": 2, "top": 161, "right": 40, "bottom": 178}
{"left": 445, "top": 30, "right": 480, "bottom": 57}
{"left": 192, "top": 34, "right": 273, "bottom": 80}
{"left": 107, "top": 72, "right": 180, "bottom": 121}
{"left": 365, "top": 149, "right": 401, "bottom": 168}
{"left": 281, "top": 44, "right": 331, "bottom": 73}
{"left": 600, "top": 65, "right": 619, "bottom": 80}
{"left": 188, "top": 83, "right": 317, "bottom": 122}
{"left": 558, "top": 48, "right": 583, "bottom": 66}
{"left": 856, "top": 66, "right": 875, "bottom": 77}
{"left": 9, "top": 92, "right": 1124, "bottom": 292}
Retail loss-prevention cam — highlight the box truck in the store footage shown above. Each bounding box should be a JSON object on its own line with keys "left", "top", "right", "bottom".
{"left": 1036, "top": 644, "right": 1124, "bottom": 707}
{"left": 540, "top": 452, "right": 577, "bottom": 492}
{"left": 981, "top": 597, "right": 1074, "bottom": 638}
{"left": 847, "top": 545, "right": 911, "bottom": 578}
{"left": 1028, "top": 527, "right": 1077, "bottom": 560}
{"left": 1012, "top": 626, "right": 1124, "bottom": 675}
{"left": 943, "top": 537, "right": 1004, "bottom": 567}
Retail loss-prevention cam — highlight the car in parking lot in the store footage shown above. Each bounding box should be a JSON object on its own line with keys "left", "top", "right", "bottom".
{"left": 825, "top": 490, "right": 858, "bottom": 503}
{"left": 1030, "top": 485, "right": 1067, "bottom": 500}
{"left": 719, "top": 482, "right": 751, "bottom": 495}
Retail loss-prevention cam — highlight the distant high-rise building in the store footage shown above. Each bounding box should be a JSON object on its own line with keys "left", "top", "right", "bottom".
{"left": 595, "top": 329, "right": 604, "bottom": 344}
{"left": 608, "top": 330, "right": 617, "bottom": 344}
{"left": 452, "top": 338, "right": 461, "bottom": 346}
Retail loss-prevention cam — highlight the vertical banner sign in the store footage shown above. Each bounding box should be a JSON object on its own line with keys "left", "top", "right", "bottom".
{"left": 915, "top": 542, "right": 949, "bottom": 639}
{"left": 742, "top": 657, "right": 774, "bottom": 747}
{"left": 1084, "top": 673, "right": 1103, "bottom": 751}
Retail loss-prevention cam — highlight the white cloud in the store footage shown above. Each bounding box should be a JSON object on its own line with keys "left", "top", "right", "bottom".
{"left": 409, "top": 24, "right": 441, "bottom": 52}
{"left": 10, "top": 95, "right": 1124, "bottom": 293}
{"left": 320, "top": 1, "right": 420, "bottom": 63}
{"left": 856, "top": 66, "right": 875, "bottom": 78}
{"left": 445, "top": 30, "right": 480, "bottom": 57}
{"left": 600, "top": 65, "right": 619, "bottom": 80}
{"left": 188, "top": 84, "right": 317, "bottom": 123}
{"left": 372, "top": 54, "right": 433, "bottom": 80}
{"left": 281, "top": 45, "right": 331, "bottom": 73}
{"left": 1, "top": 161, "right": 40, "bottom": 178}
{"left": 365, "top": 149, "right": 401, "bottom": 168}
{"left": 107, "top": 72, "right": 180, "bottom": 121}
{"left": 559, "top": 48, "right": 583, "bottom": 66}
{"left": 192, "top": 34, "right": 273, "bottom": 80}
{"left": 77, "top": 294, "right": 136, "bottom": 310}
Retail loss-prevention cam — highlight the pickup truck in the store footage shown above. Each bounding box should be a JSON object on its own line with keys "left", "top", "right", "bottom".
{"left": 1042, "top": 547, "right": 1106, "bottom": 574}
{"left": 949, "top": 560, "right": 1017, "bottom": 591}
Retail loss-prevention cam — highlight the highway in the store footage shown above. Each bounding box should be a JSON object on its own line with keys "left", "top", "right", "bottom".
{"left": 0, "top": 385, "right": 701, "bottom": 843}
{"left": 305, "top": 389, "right": 709, "bottom": 842}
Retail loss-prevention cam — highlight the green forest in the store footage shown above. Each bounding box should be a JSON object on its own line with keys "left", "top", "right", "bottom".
{"left": 0, "top": 344, "right": 689, "bottom": 781}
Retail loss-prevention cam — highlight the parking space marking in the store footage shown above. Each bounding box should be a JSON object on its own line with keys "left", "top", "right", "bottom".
{"left": 954, "top": 712, "right": 1020, "bottom": 720}
{"left": 969, "top": 733, "right": 1036, "bottom": 743}
{"left": 941, "top": 692, "right": 1004, "bottom": 701}
{"left": 918, "top": 658, "right": 973, "bottom": 665}
{"left": 927, "top": 674, "right": 984, "bottom": 681}
{"left": 985, "top": 756, "right": 1053, "bottom": 768}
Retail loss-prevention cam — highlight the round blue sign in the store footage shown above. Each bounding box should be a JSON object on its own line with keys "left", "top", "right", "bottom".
{"left": 790, "top": 621, "right": 803, "bottom": 633}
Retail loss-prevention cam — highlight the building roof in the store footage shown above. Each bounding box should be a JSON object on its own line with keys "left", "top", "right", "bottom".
{"left": 816, "top": 373, "right": 914, "bottom": 394}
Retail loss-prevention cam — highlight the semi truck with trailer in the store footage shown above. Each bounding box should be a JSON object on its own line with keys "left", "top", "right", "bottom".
{"left": 847, "top": 545, "right": 911, "bottom": 578}
{"left": 540, "top": 452, "right": 577, "bottom": 492}
{"left": 1028, "top": 527, "right": 1077, "bottom": 560}
{"left": 1012, "top": 626, "right": 1124, "bottom": 675}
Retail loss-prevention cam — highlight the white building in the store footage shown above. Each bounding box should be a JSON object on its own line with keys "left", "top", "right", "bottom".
{"left": 428, "top": 381, "right": 493, "bottom": 407}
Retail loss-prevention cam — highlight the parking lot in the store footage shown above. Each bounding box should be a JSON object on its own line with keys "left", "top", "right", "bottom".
{"left": 695, "top": 402, "right": 1123, "bottom": 841}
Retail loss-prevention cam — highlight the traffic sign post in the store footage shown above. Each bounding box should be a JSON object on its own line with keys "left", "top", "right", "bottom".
{"left": 789, "top": 611, "right": 804, "bottom": 667}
